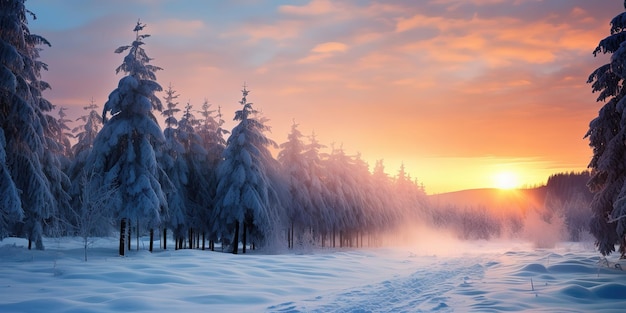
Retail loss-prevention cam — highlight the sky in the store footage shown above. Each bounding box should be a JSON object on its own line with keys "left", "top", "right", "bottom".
{"left": 26, "top": 0, "right": 622, "bottom": 194}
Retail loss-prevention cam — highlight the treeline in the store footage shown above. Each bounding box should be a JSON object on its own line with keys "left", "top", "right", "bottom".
{"left": 1, "top": 2, "right": 594, "bottom": 256}
{"left": 427, "top": 171, "right": 592, "bottom": 243}
{"left": 1, "top": 7, "right": 429, "bottom": 255}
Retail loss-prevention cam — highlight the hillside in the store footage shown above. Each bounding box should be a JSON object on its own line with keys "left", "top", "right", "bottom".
{"left": 428, "top": 187, "right": 548, "bottom": 212}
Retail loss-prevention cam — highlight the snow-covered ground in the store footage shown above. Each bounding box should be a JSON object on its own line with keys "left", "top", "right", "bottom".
{"left": 1, "top": 236, "right": 625, "bottom": 312}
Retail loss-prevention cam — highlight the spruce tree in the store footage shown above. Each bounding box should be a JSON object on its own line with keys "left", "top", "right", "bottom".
{"left": 160, "top": 84, "right": 187, "bottom": 249}
{"left": 85, "top": 21, "right": 168, "bottom": 256}
{"left": 67, "top": 99, "right": 103, "bottom": 231}
{"left": 278, "top": 121, "right": 313, "bottom": 248}
{"left": 195, "top": 100, "right": 228, "bottom": 249}
{"left": 213, "top": 86, "right": 281, "bottom": 253}
{"left": 0, "top": 0, "right": 69, "bottom": 248}
{"left": 586, "top": 3, "right": 626, "bottom": 256}
{"left": 301, "top": 132, "right": 330, "bottom": 245}
{"left": 178, "top": 102, "right": 211, "bottom": 249}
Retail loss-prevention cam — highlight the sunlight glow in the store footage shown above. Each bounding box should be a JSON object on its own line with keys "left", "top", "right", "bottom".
{"left": 493, "top": 171, "right": 519, "bottom": 190}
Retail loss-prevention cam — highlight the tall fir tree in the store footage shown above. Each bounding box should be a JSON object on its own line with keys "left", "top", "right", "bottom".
{"left": 301, "top": 132, "right": 330, "bottom": 244}
{"left": 192, "top": 100, "right": 228, "bottom": 249}
{"left": 213, "top": 86, "right": 281, "bottom": 254}
{"left": 160, "top": 84, "right": 188, "bottom": 248}
{"left": 67, "top": 98, "right": 103, "bottom": 230}
{"left": 71, "top": 98, "right": 102, "bottom": 159}
{"left": 278, "top": 121, "right": 312, "bottom": 248}
{"left": 0, "top": 0, "right": 70, "bottom": 248}
{"left": 586, "top": 3, "right": 626, "bottom": 256}
{"left": 84, "top": 21, "right": 168, "bottom": 256}
{"left": 178, "top": 102, "right": 211, "bottom": 249}
{"left": 56, "top": 107, "right": 73, "bottom": 162}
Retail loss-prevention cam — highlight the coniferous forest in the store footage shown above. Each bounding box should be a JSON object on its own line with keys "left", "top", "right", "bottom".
{"left": 0, "top": 0, "right": 621, "bottom": 257}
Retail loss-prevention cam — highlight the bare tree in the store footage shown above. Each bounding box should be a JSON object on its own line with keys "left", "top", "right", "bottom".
{"left": 73, "top": 171, "right": 117, "bottom": 261}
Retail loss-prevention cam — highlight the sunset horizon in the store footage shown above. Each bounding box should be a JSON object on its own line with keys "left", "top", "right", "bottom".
{"left": 26, "top": 0, "right": 616, "bottom": 194}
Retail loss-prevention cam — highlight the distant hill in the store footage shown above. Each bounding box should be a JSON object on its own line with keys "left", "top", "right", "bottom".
{"left": 428, "top": 187, "right": 548, "bottom": 212}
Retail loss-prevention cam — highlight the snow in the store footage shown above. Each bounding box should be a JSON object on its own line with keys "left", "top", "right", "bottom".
{"left": 1, "top": 237, "right": 625, "bottom": 313}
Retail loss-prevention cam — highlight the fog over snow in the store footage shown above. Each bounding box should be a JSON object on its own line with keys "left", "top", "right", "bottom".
{"left": 1, "top": 234, "right": 625, "bottom": 313}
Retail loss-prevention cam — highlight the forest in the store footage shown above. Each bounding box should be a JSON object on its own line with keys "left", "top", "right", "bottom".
{"left": 0, "top": 1, "right": 602, "bottom": 257}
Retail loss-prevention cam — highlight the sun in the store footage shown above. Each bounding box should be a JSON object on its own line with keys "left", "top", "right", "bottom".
{"left": 493, "top": 171, "right": 519, "bottom": 190}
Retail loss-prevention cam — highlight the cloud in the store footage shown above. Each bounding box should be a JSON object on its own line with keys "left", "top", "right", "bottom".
{"left": 298, "top": 42, "right": 348, "bottom": 63}
{"left": 150, "top": 19, "right": 206, "bottom": 37}
{"left": 311, "top": 42, "right": 348, "bottom": 53}
{"left": 279, "top": 0, "right": 337, "bottom": 16}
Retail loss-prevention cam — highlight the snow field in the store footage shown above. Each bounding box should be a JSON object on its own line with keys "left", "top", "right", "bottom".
{"left": 1, "top": 237, "right": 625, "bottom": 312}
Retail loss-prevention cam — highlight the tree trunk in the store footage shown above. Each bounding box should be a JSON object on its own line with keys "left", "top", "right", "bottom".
{"left": 232, "top": 221, "right": 239, "bottom": 254}
{"left": 291, "top": 222, "right": 294, "bottom": 249}
{"left": 84, "top": 237, "right": 88, "bottom": 262}
{"left": 188, "top": 228, "right": 193, "bottom": 249}
{"left": 340, "top": 231, "right": 343, "bottom": 248}
{"left": 163, "top": 228, "right": 167, "bottom": 250}
{"left": 127, "top": 220, "right": 131, "bottom": 251}
{"left": 28, "top": 238, "right": 32, "bottom": 250}
{"left": 202, "top": 232, "right": 206, "bottom": 250}
{"left": 136, "top": 220, "right": 139, "bottom": 251}
{"left": 242, "top": 221, "right": 247, "bottom": 254}
{"left": 149, "top": 228, "right": 154, "bottom": 252}
{"left": 119, "top": 218, "right": 126, "bottom": 256}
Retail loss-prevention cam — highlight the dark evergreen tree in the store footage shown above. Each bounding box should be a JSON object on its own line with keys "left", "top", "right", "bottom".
{"left": 160, "top": 84, "right": 187, "bottom": 249}
{"left": 84, "top": 21, "right": 168, "bottom": 256}
{"left": 586, "top": 3, "right": 626, "bottom": 256}
{"left": 178, "top": 102, "right": 211, "bottom": 249}
{"left": 195, "top": 100, "right": 228, "bottom": 249}
{"left": 0, "top": 0, "right": 70, "bottom": 249}
{"left": 67, "top": 98, "right": 103, "bottom": 233}
{"left": 56, "top": 107, "right": 73, "bottom": 158}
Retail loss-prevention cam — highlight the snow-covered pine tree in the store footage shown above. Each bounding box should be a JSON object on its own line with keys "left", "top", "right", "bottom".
{"left": 160, "top": 84, "right": 188, "bottom": 249}
{"left": 278, "top": 121, "right": 312, "bottom": 248}
{"left": 71, "top": 98, "right": 102, "bottom": 155}
{"left": 350, "top": 153, "right": 380, "bottom": 246}
{"left": 321, "top": 145, "right": 353, "bottom": 247}
{"left": 47, "top": 107, "right": 74, "bottom": 234}
{"left": 67, "top": 99, "right": 103, "bottom": 232}
{"left": 56, "top": 107, "right": 73, "bottom": 162}
{"left": 301, "top": 132, "right": 330, "bottom": 246}
{"left": 178, "top": 102, "right": 211, "bottom": 249}
{"left": 213, "top": 86, "right": 281, "bottom": 254}
{"left": 0, "top": 0, "right": 70, "bottom": 249}
{"left": 394, "top": 163, "right": 427, "bottom": 221}
{"left": 84, "top": 21, "right": 168, "bottom": 256}
{"left": 197, "top": 99, "right": 229, "bottom": 167}
{"left": 586, "top": 3, "right": 626, "bottom": 256}
{"left": 371, "top": 160, "right": 401, "bottom": 234}
{"left": 194, "top": 100, "right": 228, "bottom": 250}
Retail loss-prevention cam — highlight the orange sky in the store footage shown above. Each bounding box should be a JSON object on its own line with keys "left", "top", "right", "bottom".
{"left": 27, "top": 0, "right": 621, "bottom": 193}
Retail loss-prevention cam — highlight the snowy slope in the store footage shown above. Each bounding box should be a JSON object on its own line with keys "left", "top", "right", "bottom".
{"left": 1, "top": 237, "right": 625, "bottom": 312}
